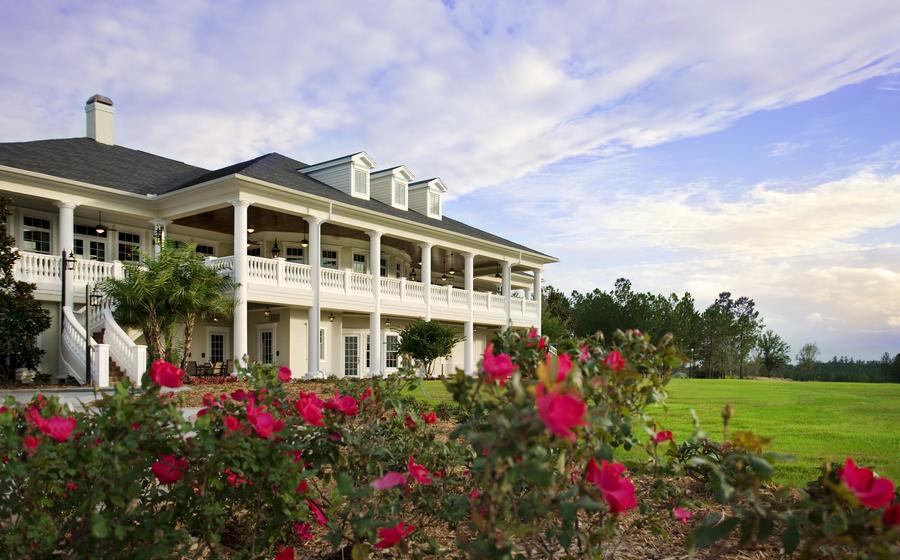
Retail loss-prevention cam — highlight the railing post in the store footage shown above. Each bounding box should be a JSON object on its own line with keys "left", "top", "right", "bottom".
{"left": 344, "top": 269, "right": 351, "bottom": 295}
{"left": 447, "top": 285, "right": 452, "bottom": 306}
{"left": 276, "top": 257, "right": 286, "bottom": 286}
{"left": 399, "top": 278, "right": 406, "bottom": 301}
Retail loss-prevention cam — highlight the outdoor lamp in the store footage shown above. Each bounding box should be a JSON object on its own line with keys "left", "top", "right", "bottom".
{"left": 264, "top": 306, "right": 271, "bottom": 317}
{"left": 153, "top": 224, "right": 164, "bottom": 244}
{"left": 385, "top": 317, "right": 391, "bottom": 328}
{"left": 448, "top": 252, "right": 455, "bottom": 275}
{"left": 494, "top": 264, "right": 501, "bottom": 279}
{"left": 94, "top": 211, "right": 107, "bottom": 235}
{"left": 271, "top": 239, "right": 281, "bottom": 258}
{"left": 89, "top": 285, "right": 103, "bottom": 307}
{"left": 329, "top": 313, "right": 335, "bottom": 322}
{"left": 300, "top": 237, "right": 309, "bottom": 248}
{"left": 409, "top": 269, "right": 417, "bottom": 282}
{"left": 64, "top": 252, "right": 77, "bottom": 271}
{"left": 247, "top": 225, "right": 255, "bottom": 234}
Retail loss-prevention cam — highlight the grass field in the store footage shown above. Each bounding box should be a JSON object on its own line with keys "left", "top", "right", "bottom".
{"left": 408, "top": 378, "right": 900, "bottom": 486}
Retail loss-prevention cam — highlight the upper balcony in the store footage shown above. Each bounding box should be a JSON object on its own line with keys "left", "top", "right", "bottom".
{"left": 13, "top": 251, "right": 539, "bottom": 327}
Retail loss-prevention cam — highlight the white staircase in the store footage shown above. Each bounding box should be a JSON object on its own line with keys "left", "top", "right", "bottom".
{"left": 87, "top": 302, "right": 148, "bottom": 386}
{"left": 61, "top": 305, "right": 109, "bottom": 387}
{"left": 62, "top": 302, "right": 147, "bottom": 387}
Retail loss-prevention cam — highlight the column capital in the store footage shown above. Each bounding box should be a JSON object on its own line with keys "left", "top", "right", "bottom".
{"left": 149, "top": 218, "right": 171, "bottom": 227}
{"left": 366, "top": 229, "right": 383, "bottom": 240}
{"left": 54, "top": 201, "right": 79, "bottom": 210}
{"left": 304, "top": 215, "right": 325, "bottom": 226}
{"left": 229, "top": 199, "right": 252, "bottom": 209}
{"left": 461, "top": 251, "right": 475, "bottom": 261}
{"left": 419, "top": 241, "right": 433, "bottom": 249}
{"left": 500, "top": 260, "right": 511, "bottom": 270}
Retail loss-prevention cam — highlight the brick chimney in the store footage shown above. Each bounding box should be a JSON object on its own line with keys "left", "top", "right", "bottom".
{"left": 85, "top": 94, "right": 114, "bottom": 145}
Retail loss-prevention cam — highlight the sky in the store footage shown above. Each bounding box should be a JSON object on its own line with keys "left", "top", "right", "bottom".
{"left": 1, "top": 1, "right": 898, "bottom": 360}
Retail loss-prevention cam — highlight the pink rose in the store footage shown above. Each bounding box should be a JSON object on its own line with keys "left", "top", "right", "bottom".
{"left": 152, "top": 454, "right": 188, "bottom": 485}
{"left": 375, "top": 521, "right": 416, "bottom": 549}
{"left": 324, "top": 391, "right": 359, "bottom": 416}
{"left": 149, "top": 360, "right": 185, "bottom": 388}
{"left": 295, "top": 392, "right": 325, "bottom": 427}
{"left": 372, "top": 471, "right": 407, "bottom": 490}
{"left": 278, "top": 367, "right": 292, "bottom": 382}
{"left": 673, "top": 507, "right": 693, "bottom": 524}
{"left": 603, "top": 351, "right": 626, "bottom": 372}
{"left": 407, "top": 456, "right": 433, "bottom": 485}
{"left": 536, "top": 384, "right": 587, "bottom": 442}
{"left": 653, "top": 430, "right": 674, "bottom": 444}
{"left": 839, "top": 457, "right": 895, "bottom": 509}
{"left": 40, "top": 416, "right": 77, "bottom": 442}
{"left": 482, "top": 343, "right": 516, "bottom": 386}
{"left": 585, "top": 458, "right": 637, "bottom": 513}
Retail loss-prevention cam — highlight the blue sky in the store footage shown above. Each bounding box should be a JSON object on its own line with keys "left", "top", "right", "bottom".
{"left": 1, "top": 1, "right": 898, "bottom": 359}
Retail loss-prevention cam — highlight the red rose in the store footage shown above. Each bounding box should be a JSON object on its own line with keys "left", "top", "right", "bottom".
{"left": 421, "top": 411, "right": 437, "bottom": 424}
{"left": 295, "top": 392, "right": 324, "bottom": 427}
{"left": 40, "top": 416, "right": 76, "bottom": 442}
{"left": 66, "top": 481, "right": 78, "bottom": 491}
{"left": 883, "top": 503, "right": 900, "bottom": 527}
{"left": 324, "top": 391, "right": 359, "bottom": 416}
{"left": 585, "top": 458, "right": 637, "bottom": 513}
{"left": 407, "top": 456, "right": 433, "bottom": 485}
{"left": 653, "top": 430, "right": 674, "bottom": 444}
{"left": 375, "top": 521, "right": 416, "bottom": 549}
{"left": 673, "top": 507, "right": 693, "bottom": 524}
{"left": 839, "top": 457, "right": 895, "bottom": 509}
{"left": 274, "top": 546, "right": 294, "bottom": 560}
{"left": 295, "top": 480, "right": 309, "bottom": 494}
{"left": 603, "top": 351, "right": 626, "bottom": 372}
{"left": 202, "top": 393, "right": 216, "bottom": 407}
{"left": 247, "top": 403, "right": 284, "bottom": 439}
{"left": 149, "top": 360, "right": 185, "bottom": 388}
{"left": 23, "top": 435, "right": 39, "bottom": 451}
{"left": 372, "top": 471, "right": 407, "bottom": 490}
{"left": 547, "top": 352, "right": 573, "bottom": 382}
{"left": 482, "top": 343, "right": 516, "bottom": 386}
{"left": 359, "top": 387, "right": 373, "bottom": 402}
{"left": 231, "top": 389, "right": 247, "bottom": 401}
{"left": 536, "top": 384, "right": 587, "bottom": 442}
{"left": 307, "top": 499, "right": 328, "bottom": 526}
{"left": 278, "top": 367, "right": 292, "bottom": 382}
{"left": 152, "top": 454, "right": 188, "bottom": 485}
{"left": 578, "top": 343, "right": 591, "bottom": 363}
{"left": 404, "top": 414, "right": 417, "bottom": 430}
{"left": 293, "top": 522, "right": 314, "bottom": 541}
{"left": 224, "top": 415, "right": 240, "bottom": 432}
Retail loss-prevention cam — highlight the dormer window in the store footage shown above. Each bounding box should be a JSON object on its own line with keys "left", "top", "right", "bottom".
{"left": 428, "top": 192, "right": 441, "bottom": 216}
{"left": 408, "top": 177, "right": 448, "bottom": 220}
{"left": 394, "top": 180, "right": 407, "bottom": 206}
{"left": 353, "top": 166, "right": 369, "bottom": 196}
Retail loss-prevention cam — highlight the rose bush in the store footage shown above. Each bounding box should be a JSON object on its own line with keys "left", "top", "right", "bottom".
{"left": 0, "top": 331, "right": 897, "bottom": 559}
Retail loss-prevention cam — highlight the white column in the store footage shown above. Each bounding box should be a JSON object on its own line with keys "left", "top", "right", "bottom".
{"left": 463, "top": 252, "right": 475, "bottom": 376}
{"left": 368, "top": 230, "right": 382, "bottom": 376}
{"left": 56, "top": 202, "right": 77, "bottom": 307}
{"left": 306, "top": 216, "right": 324, "bottom": 378}
{"left": 420, "top": 242, "right": 432, "bottom": 321}
{"left": 149, "top": 219, "right": 170, "bottom": 257}
{"left": 501, "top": 261, "right": 512, "bottom": 329}
{"left": 533, "top": 268, "right": 543, "bottom": 334}
{"left": 231, "top": 200, "right": 250, "bottom": 371}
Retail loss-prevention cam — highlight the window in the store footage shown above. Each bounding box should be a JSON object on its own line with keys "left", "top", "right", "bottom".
{"left": 118, "top": 232, "right": 141, "bottom": 262}
{"left": 395, "top": 262, "right": 402, "bottom": 279}
{"left": 428, "top": 192, "right": 441, "bottom": 216}
{"left": 286, "top": 246, "right": 305, "bottom": 264}
{"left": 259, "top": 329, "right": 274, "bottom": 364}
{"left": 344, "top": 335, "right": 359, "bottom": 376}
{"left": 74, "top": 238, "right": 106, "bottom": 261}
{"left": 366, "top": 334, "right": 370, "bottom": 369}
{"left": 385, "top": 334, "right": 399, "bottom": 369}
{"left": 353, "top": 168, "right": 369, "bottom": 195}
{"left": 196, "top": 245, "right": 215, "bottom": 256}
{"left": 319, "top": 328, "right": 326, "bottom": 361}
{"left": 393, "top": 180, "right": 407, "bottom": 206}
{"left": 352, "top": 253, "right": 367, "bottom": 274}
{"left": 22, "top": 216, "right": 51, "bottom": 254}
{"left": 210, "top": 333, "right": 225, "bottom": 364}
{"left": 321, "top": 249, "right": 338, "bottom": 269}
{"left": 380, "top": 257, "right": 387, "bottom": 277}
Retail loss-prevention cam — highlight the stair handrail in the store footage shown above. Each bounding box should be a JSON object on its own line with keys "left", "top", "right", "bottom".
{"left": 100, "top": 307, "right": 147, "bottom": 385}
{"left": 61, "top": 305, "right": 110, "bottom": 387}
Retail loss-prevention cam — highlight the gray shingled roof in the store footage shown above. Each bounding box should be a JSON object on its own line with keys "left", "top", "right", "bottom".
{"left": 0, "top": 138, "right": 552, "bottom": 258}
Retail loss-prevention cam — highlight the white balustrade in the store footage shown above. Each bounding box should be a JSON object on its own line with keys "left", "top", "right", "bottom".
{"left": 525, "top": 299, "right": 538, "bottom": 318}
{"left": 283, "top": 262, "right": 312, "bottom": 288}
{"left": 349, "top": 272, "right": 373, "bottom": 297}
{"left": 61, "top": 305, "right": 110, "bottom": 387}
{"left": 73, "top": 259, "right": 114, "bottom": 285}
{"left": 430, "top": 284, "right": 446, "bottom": 306}
{"left": 13, "top": 251, "right": 61, "bottom": 284}
{"left": 381, "top": 277, "right": 402, "bottom": 299}
{"left": 320, "top": 268, "right": 344, "bottom": 292}
{"left": 248, "top": 256, "right": 278, "bottom": 285}
{"left": 490, "top": 294, "right": 505, "bottom": 309}
{"left": 473, "top": 291, "right": 489, "bottom": 310}
{"left": 406, "top": 281, "right": 424, "bottom": 303}
{"left": 205, "top": 255, "right": 234, "bottom": 275}
{"left": 98, "top": 307, "right": 147, "bottom": 384}
{"left": 452, "top": 288, "right": 468, "bottom": 307}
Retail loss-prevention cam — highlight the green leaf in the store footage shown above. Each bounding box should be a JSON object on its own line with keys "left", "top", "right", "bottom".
{"left": 782, "top": 516, "right": 800, "bottom": 554}
{"left": 522, "top": 464, "right": 554, "bottom": 487}
{"left": 91, "top": 512, "right": 109, "bottom": 539}
{"left": 337, "top": 472, "right": 354, "bottom": 496}
{"left": 749, "top": 456, "right": 774, "bottom": 478}
{"left": 694, "top": 516, "right": 739, "bottom": 548}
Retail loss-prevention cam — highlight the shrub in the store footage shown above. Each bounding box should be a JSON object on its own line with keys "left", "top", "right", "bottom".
{"left": 398, "top": 320, "right": 463, "bottom": 376}
{"left": 0, "top": 330, "right": 897, "bottom": 559}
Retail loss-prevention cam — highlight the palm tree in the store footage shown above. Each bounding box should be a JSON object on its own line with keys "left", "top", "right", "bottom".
{"left": 101, "top": 241, "right": 234, "bottom": 365}
{"left": 164, "top": 243, "right": 234, "bottom": 368}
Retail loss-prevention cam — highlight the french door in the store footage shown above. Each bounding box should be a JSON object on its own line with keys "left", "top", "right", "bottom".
{"left": 344, "top": 334, "right": 360, "bottom": 376}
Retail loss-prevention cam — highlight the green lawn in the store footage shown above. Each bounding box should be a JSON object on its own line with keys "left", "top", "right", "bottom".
{"left": 408, "top": 378, "right": 900, "bottom": 486}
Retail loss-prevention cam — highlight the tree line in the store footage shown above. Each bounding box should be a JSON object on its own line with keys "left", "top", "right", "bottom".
{"left": 542, "top": 278, "right": 900, "bottom": 383}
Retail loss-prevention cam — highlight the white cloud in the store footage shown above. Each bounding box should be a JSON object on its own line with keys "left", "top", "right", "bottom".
{"left": 1, "top": 1, "right": 899, "bottom": 192}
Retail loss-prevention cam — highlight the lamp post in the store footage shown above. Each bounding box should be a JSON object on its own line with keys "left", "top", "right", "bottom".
{"left": 60, "top": 250, "right": 77, "bottom": 334}
{"left": 689, "top": 346, "right": 695, "bottom": 378}
{"left": 84, "top": 284, "right": 103, "bottom": 386}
